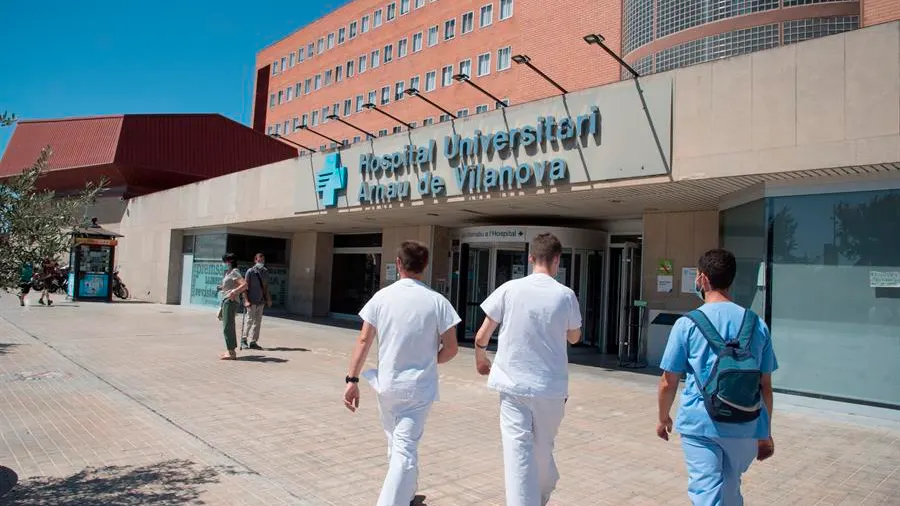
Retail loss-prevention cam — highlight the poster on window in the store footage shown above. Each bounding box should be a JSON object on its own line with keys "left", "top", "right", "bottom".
{"left": 869, "top": 271, "right": 900, "bottom": 288}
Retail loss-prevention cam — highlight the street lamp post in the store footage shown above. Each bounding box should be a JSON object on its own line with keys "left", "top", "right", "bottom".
{"left": 511, "top": 54, "right": 568, "bottom": 94}
{"left": 326, "top": 114, "right": 375, "bottom": 139}
{"left": 269, "top": 134, "right": 316, "bottom": 153}
{"left": 452, "top": 74, "right": 507, "bottom": 108}
{"left": 363, "top": 103, "right": 415, "bottom": 130}
{"left": 584, "top": 33, "right": 640, "bottom": 78}
{"left": 403, "top": 88, "right": 457, "bottom": 119}
{"left": 299, "top": 125, "right": 343, "bottom": 146}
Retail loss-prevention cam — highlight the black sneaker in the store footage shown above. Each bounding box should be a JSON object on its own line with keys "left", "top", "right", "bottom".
{"left": 240, "top": 340, "right": 250, "bottom": 350}
{"left": 248, "top": 342, "right": 263, "bottom": 350}
{"left": 38, "top": 299, "right": 45, "bottom": 306}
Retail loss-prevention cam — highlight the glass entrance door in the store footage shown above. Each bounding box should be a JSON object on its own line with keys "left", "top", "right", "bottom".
{"left": 616, "top": 243, "right": 642, "bottom": 363}
{"left": 465, "top": 247, "right": 491, "bottom": 336}
{"left": 330, "top": 252, "right": 382, "bottom": 316}
{"left": 573, "top": 250, "right": 604, "bottom": 347}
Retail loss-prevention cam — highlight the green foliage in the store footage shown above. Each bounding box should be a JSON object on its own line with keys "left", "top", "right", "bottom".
{"left": 0, "top": 111, "right": 15, "bottom": 127}
{"left": 0, "top": 147, "right": 106, "bottom": 290}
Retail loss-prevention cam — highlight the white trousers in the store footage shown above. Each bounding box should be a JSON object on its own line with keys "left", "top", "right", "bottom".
{"left": 375, "top": 395, "right": 432, "bottom": 506}
{"left": 499, "top": 393, "right": 566, "bottom": 506}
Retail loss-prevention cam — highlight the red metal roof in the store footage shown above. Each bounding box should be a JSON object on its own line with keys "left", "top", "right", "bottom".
{"left": 0, "top": 114, "right": 297, "bottom": 197}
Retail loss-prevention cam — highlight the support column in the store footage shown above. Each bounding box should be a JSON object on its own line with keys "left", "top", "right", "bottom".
{"left": 288, "top": 231, "right": 333, "bottom": 317}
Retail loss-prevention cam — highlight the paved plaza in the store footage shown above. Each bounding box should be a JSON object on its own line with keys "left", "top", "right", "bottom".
{"left": 0, "top": 298, "right": 897, "bottom": 505}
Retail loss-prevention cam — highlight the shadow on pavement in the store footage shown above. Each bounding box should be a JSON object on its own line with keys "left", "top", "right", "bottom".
{"left": 0, "top": 466, "right": 17, "bottom": 498}
{"left": 237, "top": 355, "right": 288, "bottom": 363}
{"left": 265, "top": 347, "right": 310, "bottom": 352}
{"left": 0, "top": 344, "right": 19, "bottom": 356}
{"left": 0, "top": 459, "right": 220, "bottom": 505}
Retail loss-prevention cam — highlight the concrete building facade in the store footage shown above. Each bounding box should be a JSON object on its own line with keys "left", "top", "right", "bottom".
{"left": 117, "top": 24, "right": 900, "bottom": 409}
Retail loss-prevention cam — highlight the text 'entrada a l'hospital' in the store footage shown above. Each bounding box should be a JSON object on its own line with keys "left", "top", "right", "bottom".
{"left": 356, "top": 108, "right": 600, "bottom": 204}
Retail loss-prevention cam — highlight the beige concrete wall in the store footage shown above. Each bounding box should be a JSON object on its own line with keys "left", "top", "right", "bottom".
{"left": 642, "top": 211, "right": 719, "bottom": 312}
{"left": 380, "top": 226, "right": 434, "bottom": 288}
{"left": 287, "top": 232, "right": 333, "bottom": 317}
{"left": 430, "top": 226, "right": 452, "bottom": 297}
{"left": 673, "top": 22, "right": 900, "bottom": 180}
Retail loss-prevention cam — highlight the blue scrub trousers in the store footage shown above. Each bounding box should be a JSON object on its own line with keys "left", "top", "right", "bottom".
{"left": 680, "top": 435, "right": 756, "bottom": 506}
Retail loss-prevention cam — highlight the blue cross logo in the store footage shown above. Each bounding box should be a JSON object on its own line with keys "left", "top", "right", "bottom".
{"left": 315, "top": 153, "right": 347, "bottom": 208}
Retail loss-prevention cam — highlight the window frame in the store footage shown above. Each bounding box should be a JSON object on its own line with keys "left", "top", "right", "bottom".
{"left": 359, "top": 54, "right": 368, "bottom": 73}
{"left": 349, "top": 21, "right": 358, "bottom": 39}
{"left": 343, "top": 99, "right": 353, "bottom": 116}
{"left": 441, "top": 65, "right": 454, "bottom": 87}
{"left": 314, "top": 74, "right": 323, "bottom": 90}
{"left": 425, "top": 70, "right": 437, "bottom": 92}
{"left": 327, "top": 32, "right": 335, "bottom": 49}
{"left": 374, "top": 8, "right": 383, "bottom": 27}
{"left": 477, "top": 52, "right": 491, "bottom": 77}
{"left": 387, "top": 2, "right": 396, "bottom": 21}
{"left": 409, "top": 75, "right": 421, "bottom": 91}
{"left": 415, "top": 0, "right": 425, "bottom": 8}
{"left": 500, "top": 0, "right": 513, "bottom": 20}
{"left": 459, "top": 58, "right": 472, "bottom": 78}
{"left": 384, "top": 43, "right": 394, "bottom": 63}
{"left": 371, "top": 49, "right": 381, "bottom": 68}
{"left": 381, "top": 86, "right": 391, "bottom": 105}
{"left": 395, "top": 80, "right": 405, "bottom": 100}
{"left": 398, "top": 38, "right": 409, "bottom": 58}
{"left": 428, "top": 26, "right": 439, "bottom": 47}
{"left": 444, "top": 18, "right": 456, "bottom": 40}
{"left": 461, "top": 11, "right": 475, "bottom": 34}
{"left": 361, "top": 15, "right": 371, "bottom": 33}
{"left": 338, "top": 27, "right": 346, "bottom": 45}
{"left": 347, "top": 59, "right": 355, "bottom": 78}
{"left": 412, "top": 32, "right": 423, "bottom": 52}
{"left": 475, "top": 104, "right": 489, "bottom": 114}
{"left": 480, "top": 3, "right": 494, "bottom": 28}
{"left": 497, "top": 46, "right": 511, "bottom": 71}
{"left": 400, "top": 0, "right": 410, "bottom": 15}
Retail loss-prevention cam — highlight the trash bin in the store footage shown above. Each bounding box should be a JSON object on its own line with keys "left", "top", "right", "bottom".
{"left": 646, "top": 311, "right": 685, "bottom": 367}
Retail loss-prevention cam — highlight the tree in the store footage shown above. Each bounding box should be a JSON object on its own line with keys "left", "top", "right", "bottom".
{"left": 0, "top": 126, "right": 106, "bottom": 291}
{"left": 0, "top": 111, "right": 15, "bottom": 127}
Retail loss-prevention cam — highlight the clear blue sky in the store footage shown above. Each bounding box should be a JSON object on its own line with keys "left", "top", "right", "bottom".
{"left": 0, "top": 0, "right": 350, "bottom": 155}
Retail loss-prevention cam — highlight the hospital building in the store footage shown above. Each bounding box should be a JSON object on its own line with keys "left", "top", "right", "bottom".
{"left": 1, "top": 1, "right": 898, "bottom": 410}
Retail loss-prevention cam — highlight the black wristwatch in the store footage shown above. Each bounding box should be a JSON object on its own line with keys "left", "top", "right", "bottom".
{"left": 345, "top": 375, "right": 359, "bottom": 384}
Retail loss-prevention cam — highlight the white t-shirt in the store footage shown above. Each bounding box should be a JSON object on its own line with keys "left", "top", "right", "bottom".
{"left": 359, "top": 278, "right": 461, "bottom": 402}
{"left": 481, "top": 273, "right": 582, "bottom": 399}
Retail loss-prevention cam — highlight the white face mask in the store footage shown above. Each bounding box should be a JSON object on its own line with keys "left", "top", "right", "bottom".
{"left": 255, "top": 262, "right": 265, "bottom": 269}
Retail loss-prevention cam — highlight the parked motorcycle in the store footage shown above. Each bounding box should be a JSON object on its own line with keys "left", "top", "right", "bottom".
{"left": 31, "top": 266, "right": 68, "bottom": 294}
{"left": 112, "top": 270, "right": 129, "bottom": 300}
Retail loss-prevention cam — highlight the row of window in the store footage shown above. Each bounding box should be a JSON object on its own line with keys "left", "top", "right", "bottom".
{"left": 271, "top": 0, "right": 514, "bottom": 76}
{"left": 269, "top": 47, "right": 512, "bottom": 108}
{"left": 626, "top": 16, "right": 860, "bottom": 77}
{"left": 623, "top": 0, "right": 850, "bottom": 54}
{"left": 266, "top": 100, "right": 506, "bottom": 145}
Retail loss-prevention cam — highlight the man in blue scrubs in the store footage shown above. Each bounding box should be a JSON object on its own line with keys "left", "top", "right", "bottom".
{"left": 657, "top": 249, "right": 777, "bottom": 506}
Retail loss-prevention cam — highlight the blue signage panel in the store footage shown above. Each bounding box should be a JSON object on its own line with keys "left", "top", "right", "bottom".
{"left": 79, "top": 273, "right": 109, "bottom": 298}
{"left": 315, "top": 153, "right": 347, "bottom": 207}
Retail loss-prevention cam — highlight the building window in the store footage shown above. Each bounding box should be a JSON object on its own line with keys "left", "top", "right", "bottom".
{"left": 379, "top": 129, "right": 388, "bottom": 137}
{"left": 500, "top": 0, "right": 513, "bottom": 20}
{"left": 361, "top": 15, "right": 370, "bottom": 33}
{"left": 441, "top": 65, "right": 453, "bottom": 87}
{"left": 289, "top": 53, "right": 295, "bottom": 67}
{"left": 269, "top": 94, "right": 276, "bottom": 107}
{"left": 283, "top": 120, "right": 290, "bottom": 134}
{"left": 783, "top": 16, "right": 859, "bottom": 45}
{"left": 308, "top": 42, "right": 315, "bottom": 58}
{"left": 497, "top": 46, "right": 511, "bottom": 71}
{"left": 476, "top": 104, "right": 488, "bottom": 114}
{"left": 353, "top": 135, "right": 361, "bottom": 143}
{"left": 368, "top": 90, "right": 377, "bottom": 104}
{"left": 371, "top": 49, "right": 381, "bottom": 68}
{"left": 281, "top": 56, "right": 287, "bottom": 71}
{"left": 462, "top": 12, "right": 474, "bottom": 34}
{"left": 267, "top": 125, "right": 274, "bottom": 135}
{"left": 457, "top": 108, "right": 469, "bottom": 118}
{"left": 338, "top": 28, "right": 346, "bottom": 45}
{"left": 322, "top": 107, "right": 330, "bottom": 122}
{"left": 355, "top": 95, "right": 364, "bottom": 112}
{"left": 327, "top": 33, "right": 335, "bottom": 49}
{"left": 359, "top": 54, "right": 368, "bottom": 73}
{"left": 324, "top": 70, "right": 333, "bottom": 86}
{"left": 496, "top": 98, "right": 509, "bottom": 109}
{"left": 409, "top": 121, "right": 417, "bottom": 128}
{"left": 409, "top": 75, "right": 420, "bottom": 91}
{"left": 286, "top": 87, "right": 294, "bottom": 101}
{"left": 274, "top": 123, "right": 281, "bottom": 135}
{"left": 304, "top": 78, "right": 312, "bottom": 94}
{"left": 477, "top": 52, "right": 491, "bottom": 76}
{"left": 387, "top": 3, "right": 396, "bottom": 21}
{"left": 444, "top": 19, "right": 456, "bottom": 40}
{"left": 343, "top": 99, "right": 352, "bottom": 116}
{"left": 412, "top": 32, "right": 423, "bottom": 52}
{"left": 381, "top": 86, "right": 391, "bottom": 105}
{"left": 295, "top": 83, "right": 302, "bottom": 97}
{"left": 314, "top": 74, "right": 322, "bottom": 90}
{"left": 622, "top": 0, "right": 654, "bottom": 53}
{"left": 335, "top": 65, "right": 343, "bottom": 82}
{"left": 384, "top": 44, "right": 394, "bottom": 63}
{"left": 428, "top": 26, "right": 439, "bottom": 46}
{"left": 347, "top": 60, "right": 355, "bottom": 77}
{"left": 425, "top": 71, "right": 436, "bottom": 91}
{"left": 393, "top": 126, "right": 402, "bottom": 134}
{"left": 423, "top": 117, "right": 434, "bottom": 126}
{"left": 317, "top": 38, "right": 324, "bottom": 53}
{"left": 480, "top": 3, "right": 493, "bottom": 27}
{"left": 311, "top": 110, "right": 319, "bottom": 126}
{"left": 439, "top": 113, "right": 451, "bottom": 123}
{"left": 349, "top": 21, "right": 358, "bottom": 39}
{"left": 374, "top": 8, "right": 383, "bottom": 27}
{"left": 333, "top": 103, "right": 340, "bottom": 117}
{"left": 298, "top": 47, "right": 306, "bottom": 62}
{"left": 398, "top": 38, "right": 408, "bottom": 58}
{"left": 415, "top": 0, "right": 425, "bottom": 8}
{"left": 395, "top": 81, "right": 405, "bottom": 100}
{"left": 400, "top": 0, "right": 410, "bottom": 15}
{"left": 459, "top": 58, "right": 472, "bottom": 77}
{"left": 278, "top": 90, "right": 284, "bottom": 104}
{"left": 654, "top": 24, "right": 779, "bottom": 73}
{"left": 272, "top": 61, "right": 280, "bottom": 75}
{"left": 301, "top": 113, "right": 308, "bottom": 126}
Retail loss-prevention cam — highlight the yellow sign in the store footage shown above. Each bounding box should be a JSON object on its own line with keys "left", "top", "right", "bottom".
{"left": 75, "top": 238, "right": 117, "bottom": 247}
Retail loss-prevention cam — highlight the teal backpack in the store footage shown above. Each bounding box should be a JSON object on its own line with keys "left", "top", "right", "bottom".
{"left": 685, "top": 309, "right": 762, "bottom": 424}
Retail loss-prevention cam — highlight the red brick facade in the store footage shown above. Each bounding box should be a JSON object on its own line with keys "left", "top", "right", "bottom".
{"left": 863, "top": 0, "right": 900, "bottom": 27}
{"left": 254, "top": 0, "right": 620, "bottom": 148}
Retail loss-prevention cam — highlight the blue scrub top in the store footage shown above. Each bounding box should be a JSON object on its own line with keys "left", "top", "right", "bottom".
{"left": 661, "top": 301, "right": 778, "bottom": 440}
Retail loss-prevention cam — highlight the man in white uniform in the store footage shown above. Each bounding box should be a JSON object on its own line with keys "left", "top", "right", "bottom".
{"left": 344, "top": 240, "right": 460, "bottom": 506}
{"left": 474, "top": 232, "right": 582, "bottom": 506}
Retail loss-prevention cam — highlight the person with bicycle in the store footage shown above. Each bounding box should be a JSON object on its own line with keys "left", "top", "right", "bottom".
{"left": 37, "top": 258, "right": 55, "bottom": 306}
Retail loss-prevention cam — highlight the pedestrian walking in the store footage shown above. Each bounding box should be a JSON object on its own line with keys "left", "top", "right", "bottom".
{"left": 17, "top": 262, "right": 33, "bottom": 307}
{"left": 217, "top": 253, "right": 246, "bottom": 361}
{"left": 240, "top": 252, "right": 272, "bottom": 350}
{"left": 343, "top": 240, "right": 460, "bottom": 506}
{"left": 38, "top": 257, "right": 54, "bottom": 306}
{"left": 473, "top": 232, "right": 583, "bottom": 506}
{"left": 657, "top": 248, "right": 778, "bottom": 506}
